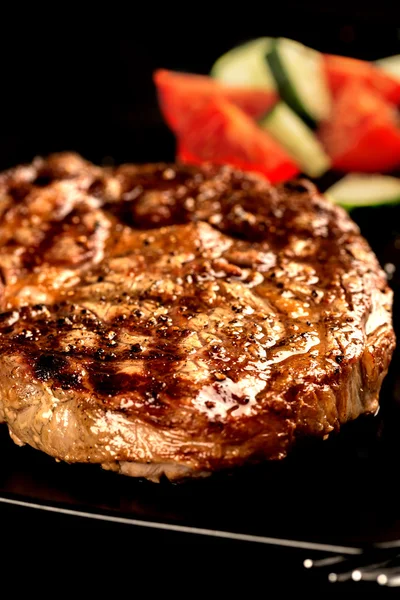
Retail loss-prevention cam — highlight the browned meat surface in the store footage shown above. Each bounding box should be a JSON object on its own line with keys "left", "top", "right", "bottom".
{"left": 0, "top": 153, "right": 395, "bottom": 481}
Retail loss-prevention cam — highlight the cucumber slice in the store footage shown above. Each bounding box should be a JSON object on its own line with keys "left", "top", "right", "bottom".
{"left": 211, "top": 37, "right": 276, "bottom": 90}
{"left": 267, "top": 38, "right": 331, "bottom": 125}
{"left": 259, "top": 102, "right": 330, "bottom": 178}
{"left": 326, "top": 174, "right": 400, "bottom": 209}
{"left": 376, "top": 54, "right": 400, "bottom": 80}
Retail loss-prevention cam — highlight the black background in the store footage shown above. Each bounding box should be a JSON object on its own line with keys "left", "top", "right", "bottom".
{"left": 0, "top": 3, "right": 399, "bottom": 169}
{"left": 2, "top": 4, "right": 400, "bottom": 593}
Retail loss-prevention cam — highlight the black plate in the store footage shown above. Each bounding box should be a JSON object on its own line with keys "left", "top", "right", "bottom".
{"left": 1, "top": 201, "right": 400, "bottom": 557}
{"left": 1, "top": 14, "right": 400, "bottom": 584}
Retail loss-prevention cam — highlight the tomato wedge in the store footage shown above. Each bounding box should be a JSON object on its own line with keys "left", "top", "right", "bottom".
{"left": 175, "top": 96, "right": 299, "bottom": 183}
{"left": 154, "top": 69, "right": 277, "bottom": 132}
{"left": 319, "top": 82, "right": 400, "bottom": 172}
{"left": 324, "top": 54, "right": 400, "bottom": 105}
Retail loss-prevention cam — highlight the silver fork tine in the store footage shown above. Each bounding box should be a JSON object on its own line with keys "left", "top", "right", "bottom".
{"left": 304, "top": 549, "right": 400, "bottom": 585}
{"left": 383, "top": 570, "right": 400, "bottom": 587}
{"left": 303, "top": 555, "right": 347, "bottom": 569}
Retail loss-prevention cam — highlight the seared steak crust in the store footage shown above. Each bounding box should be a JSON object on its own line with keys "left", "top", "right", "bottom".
{"left": 0, "top": 154, "right": 395, "bottom": 481}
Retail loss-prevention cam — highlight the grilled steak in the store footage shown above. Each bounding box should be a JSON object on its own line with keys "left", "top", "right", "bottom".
{"left": 0, "top": 153, "right": 395, "bottom": 481}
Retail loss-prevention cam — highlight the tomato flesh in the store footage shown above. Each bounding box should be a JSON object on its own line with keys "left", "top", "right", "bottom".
{"left": 324, "top": 54, "right": 400, "bottom": 105}
{"left": 319, "top": 82, "right": 400, "bottom": 172}
{"left": 154, "top": 69, "right": 278, "bottom": 132}
{"left": 176, "top": 96, "right": 299, "bottom": 183}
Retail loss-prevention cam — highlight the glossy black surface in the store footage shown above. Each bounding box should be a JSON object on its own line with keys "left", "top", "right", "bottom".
{"left": 1, "top": 13, "right": 400, "bottom": 595}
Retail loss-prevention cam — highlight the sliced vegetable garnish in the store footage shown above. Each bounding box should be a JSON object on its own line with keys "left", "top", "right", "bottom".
{"left": 259, "top": 102, "right": 330, "bottom": 177}
{"left": 267, "top": 38, "right": 331, "bottom": 125}
{"left": 211, "top": 37, "right": 275, "bottom": 90}
{"left": 324, "top": 54, "right": 400, "bottom": 104}
{"left": 326, "top": 174, "right": 400, "bottom": 209}
{"left": 154, "top": 69, "right": 277, "bottom": 130}
{"left": 175, "top": 96, "right": 299, "bottom": 183}
{"left": 156, "top": 40, "right": 400, "bottom": 185}
{"left": 319, "top": 82, "right": 400, "bottom": 173}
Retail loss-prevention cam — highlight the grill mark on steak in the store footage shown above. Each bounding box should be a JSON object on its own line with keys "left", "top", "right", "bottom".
{"left": 33, "top": 354, "right": 69, "bottom": 382}
{"left": 0, "top": 153, "right": 395, "bottom": 480}
{"left": 21, "top": 218, "right": 67, "bottom": 270}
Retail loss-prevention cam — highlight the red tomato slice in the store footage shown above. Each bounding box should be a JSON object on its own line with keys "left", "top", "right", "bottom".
{"left": 324, "top": 54, "right": 400, "bottom": 105}
{"left": 319, "top": 82, "right": 400, "bottom": 172}
{"left": 154, "top": 69, "right": 277, "bottom": 132}
{"left": 175, "top": 96, "right": 299, "bottom": 183}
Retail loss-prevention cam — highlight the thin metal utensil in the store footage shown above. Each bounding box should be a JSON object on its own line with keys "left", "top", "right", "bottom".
{"left": 303, "top": 547, "right": 400, "bottom": 587}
